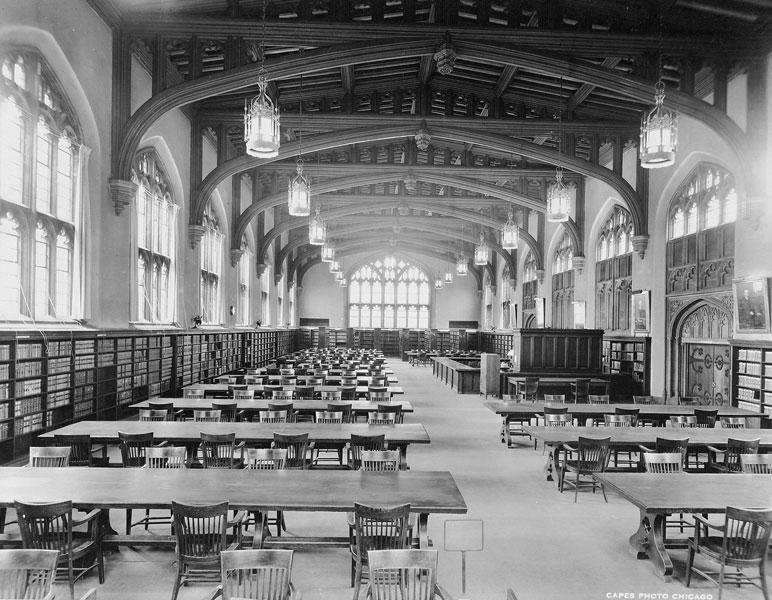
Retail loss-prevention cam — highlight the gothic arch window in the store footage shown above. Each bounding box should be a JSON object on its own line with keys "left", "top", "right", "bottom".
{"left": 522, "top": 252, "right": 538, "bottom": 311}
{"left": 0, "top": 48, "right": 82, "bottom": 320}
{"left": 200, "top": 203, "right": 223, "bottom": 324}
{"left": 501, "top": 266, "right": 512, "bottom": 328}
{"left": 595, "top": 206, "right": 633, "bottom": 331}
{"left": 667, "top": 164, "right": 736, "bottom": 294}
{"left": 552, "top": 232, "right": 575, "bottom": 328}
{"left": 348, "top": 257, "right": 430, "bottom": 328}
{"left": 132, "top": 150, "right": 178, "bottom": 323}
{"left": 238, "top": 238, "right": 252, "bottom": 325}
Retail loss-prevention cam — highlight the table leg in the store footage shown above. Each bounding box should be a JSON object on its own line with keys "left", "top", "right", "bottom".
{"left": 628, "top": 509, "right": 673, "bottom": 581}
{"left": 417, "top": 513, "right": 429, "bottom": 548}
{"left": 546, "top": 445, "right": 561, "bottom": 482}
{"left": 251, "top": 512, "right": 269, "bottom": 548}
{"left": 0, "top": 507, "right": 5, "bottom": 533}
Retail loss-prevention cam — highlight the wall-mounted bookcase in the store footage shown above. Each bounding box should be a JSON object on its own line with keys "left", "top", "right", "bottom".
{"left": 732, "top": 341, "right": 772, "bottom": 416}
{"left": 602, "top": 336, "right": 651, "bottom": 397}
{"left": 0, "top": 328, "right": 299, "bottom": 462}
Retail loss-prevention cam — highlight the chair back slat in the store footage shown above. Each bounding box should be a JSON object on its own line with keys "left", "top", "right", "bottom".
{"left": 172, "top": 501, "right": 229, "bottom": 560}
{"left": 721, "top": 438, "right": 760, "bottom": 472}
{"left": 694, "top": 408, "right": 719, "bottom": 428}
{"left": 321, "top": 390, "right": 342, "bottom": 402}
{"left": 220, "top": 549, "right": 294, "bottom": 600}
{"left": 15, "top": 501, "right": 73, "bottom": 556}
{"left": 145, "top": 446, "right": 187, "bottom": 468}
{"left": 272, "top": 433, "right": 310, "bottom": 469}
{"left": 0, "top": 549, "right": 59, "bottom": 600}
{"left": 603, "top": 414, "right": 632, "bottom": 428}
{"left": 118, "top": 431, "right": 153, "bottom": 467}
{"left": 349, "top": 434, "right": 386, "bottom": 470}
{"left": 720, "top": 417, "right": 746, "bottom": 429}
{"left": 643, "top": 452, "right": 683, "bottom": 473}
{"left": 544, "top": 414, "right": 572, "bottom": 427}
{"left": 368, "top": 412, "right": 396, "bottom": 425}
{"left": 148, "top": 401, "right": 174, "bottom": 419}
{"left": 245, "top": 448, "right": 288, "bottom": 470}
{"left": 194, "top": 409, "right": 222, "bottom": 423}
{"left": 139, "top": 409, "right": 168, "bottom": 422}
{"left": 723, "top": 507, "right": 772, "bottom": 562}
{"left": 367, "top": 549, "right": 439, "bottom": 600}
{"left": 314, "top": 411, "right": 343, "bottom": 424}
{"left": 259, "top": 410, "right": 288, "bottom": 424}
{"left": 669, "top": 416, "right": 697, "bottom": 428}
{"left": 615, "top": 407, "right": 640, "bottom": 426}
{"left": 28, "top": 447, "right": 70, "bottom": 468}
{"left": 740, "top": 453, "right": 772, "bottom": 474}
{"left": 543, "top": 394, "right": 565, "bottom": 403}
{"left": 654, "top": 437, "right": 689, "bottom": 467}
{"left": 272, "top": 391, "right": 295, "bottom": 402}
{"left": 212, "top": 402, "right": 238, "bottom": 423}
{"left": 52, "top": 434, "right": 94, "bottom": 466}
{"left": 588, "top": 395, "right": 610, "bottom": 405}
{"left": 200, "top": 432, "right": 238, "bottom": 469}
{"left": 183, "top": 389, "right": 205, "bottom": 399}
{"left": 233, "top": 389, "right": 255, "bottom": 401}
{"left": 577, "top": 437, "right": 611, "bottom": 471}
{"left": 360, "top": 450, "right": 400, "bottom": 471}
{"left": 354, "top": 503, "right": 411, "bottom": 557}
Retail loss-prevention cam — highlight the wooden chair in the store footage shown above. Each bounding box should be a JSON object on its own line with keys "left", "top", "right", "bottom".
{"left": 293, "top": 386, "right": 314, "bottom": 401}
{"left": 259, "top": 410, "right": 288, "bottom": 424}
{"left": 321, "top": 390, "right": 342, "bottom": 402}
{"left": 669, "top": 416, "right": 697, "bottom": 428}
{"left": 243, "top": 376, "right": 264, "bottom": 385}
{"left": 271, "top": 433, "right": 313, "bottom": 470}
{"left": 271, "top": 391, "right": 294, "bottom": 403}
{"left": 0, "top": 548, "right": 67, "bottom": 600}
{"left": 206, "top": 549, "right": 299, "bottom": 600}
{"left": 615, "top": 407, "right": 640, "bottom": 427}
{"left": 350, "top": 503, "right": 411, "bottom": 600}
{"left": 516, "top": 378, "right": 539, "bottom": 402}
{"left": 267, "top": 401, "right": 295, "bottom": 423}
{"left": 706, "top": 438, "right": 760, "bottom": 473}
{"left": 360, "top": 450, "right": 401, "bottom": 472}
{"left": 678, "top": 396, "right": 700, "bottom": 406}
{"left": 27, "top": 447, "right": 70, "bottom": 468}
{"left": 279, "top": 377, "right": 296, "bottom": 387}
{"left": 139, "top": 409, "right": 168, "bottom": 422}
{"left": 232, "top": 389, "right": 255, "bottom": 401}
{"left": 544, "top": 414, "right": 572, "bottom": 427}
{"left": 686, "top": 506, "right": 772, "bottom": 599}
{"left": 633, "top": 395, "right": 655, "bottom": 404}
{"left": 695, "top": 408, "right": 719, "bottom": 428}
{"left": 14, "top": 500, "right": 104, "bottom": 600}
{"left": 557, "top": 436, "right": 611, "bottom": 503}
{"left": 365, "top": 549, "right": 453, "bottom": 600}
{"left": 199, "top": 432, "right": 245, "bottom": 469}
{"left": 52, "top": 435, "right": 107, "bottom": 467}
{"left": 603, "top": 414, "right": 632, "bottom": 427}
{"left": 543, "top": 405, "right": 569, "bottom": 416}
{"left": 170, "top": 501, "right": 244, "bottom": 600}
{"left": 314, "top": 410, "right": 343, "bottom": 424}
{"left": 327, "top": 401, "right": 354, "bottom": 423}
{"left": 643, "top": 452, "right": 683, "bottom": 473}
{"left": 741, "top": 454, "right": 772, "bottom": 474}
{"left": 377, "top": 404, "right": 403, "bottom": 424}
{"left": 588, "top": 395, "right": 610, "bottom": 405}
{"left": 572, "top": 379, "right": 591, "bottom": 403}
{"left": 720, "top": 417, "right": 747, "bottom": 429}
{"left": 347, "top": 434, "right": 386, "bottom": 470}
{"left": 638, "top": 437, "right": 689, "bottom": 470}
{"left": 211, "top": 402, "right": 239, "bottom": 423}
{"left": 243, "top": 449, "right": 287, "bottom": 537}
{"left": 183, "top": 389, "right": 205, "bottom": 399}
{"left": 368, "top": 412, "right": 396, "bottom": 425}
{"left": 339, "top": 386, "right": 358, "bottom": 402}
{"left": 194, "top": 410, "right": 222, "bottom": 423}
{"left": 368, "top": 390, "right": 391, "bottom": 404}
{"left": 215, "top": 376, "right": 237, "bottom": 385}
{"left": 148, "top": 401, "right": 177, "bottom": 420}
{"left": 119, "top": 431, "right": 157, "bottom": 533}
{"left": 543, "top": 394, "right": 565, "bottom": 403}
{"left": 145, "top": 446, "right": 187, "bottom": 469}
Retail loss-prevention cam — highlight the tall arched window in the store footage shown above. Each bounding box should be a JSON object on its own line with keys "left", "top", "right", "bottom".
{"left": 349, "top": 257, "right": 430, "bottom": 328}
{"left": 238, "top": 239, "right": 251, "bottom": 325}
{"left": 595, "top": 206, "right": 633, "bottom": 331}
{"left": 522, "top": 252, "right": 538, "bottom": 312}
{"left": 501, "top": 266, "right": 512, "bottom": 328}
{"left": 200, "top": 204, "right": 223, "bottom": 324}
{"left": 551, "top": 232, "right": 574, "bottom": 328}
{"left": 667, "top": 164, "right": 736, "bottom": 294}
{"left": 133, "top": 150, "right": 178, "bottom": 323}
{"left": 0, "top": 49, "right": 82, "bottom": 320}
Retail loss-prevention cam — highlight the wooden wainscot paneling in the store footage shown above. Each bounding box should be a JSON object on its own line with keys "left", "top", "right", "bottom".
{"left": 511, "top": 329, "right": 604, "bottom": 373}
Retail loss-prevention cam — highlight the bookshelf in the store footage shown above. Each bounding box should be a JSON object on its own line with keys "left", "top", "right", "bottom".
{"left": 0, "top": 327, "right": 299, "bottom": 462}
{"left": 732, "top": 341, "right": 772, "bottom": 416}
{"left": 601, "top": 336, "right": 651, "bottom": 396}
{"left": 479, "top": 331, "right": 514, "bottom": 356}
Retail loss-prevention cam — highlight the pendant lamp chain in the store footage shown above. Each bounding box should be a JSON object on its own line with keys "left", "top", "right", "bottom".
{"left": 288, "top": 55, "right": 311, "bottom": 216}
{"left": 547, "top": 76, "right": 570, "bottom": 222}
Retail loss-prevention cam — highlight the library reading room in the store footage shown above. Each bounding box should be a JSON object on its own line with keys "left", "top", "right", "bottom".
{"left": 1, "top": 1, "right": 772, "bottom": 599}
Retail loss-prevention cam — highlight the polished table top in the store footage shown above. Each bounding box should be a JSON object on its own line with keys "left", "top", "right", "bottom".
{"left": 256, "top": 375, "right": 399, "bottom": 384}
{"left": 487, "top": 401, "right": 762, "bottom": 418}
{"left": 130, "top": 398, "right": 414, "bottom": 413}
{"left": 595, "top": 473, "right": 772, "bottom": 513}
{"left": 523, "top": 425, "right": 772, "bottom": 447}
{"left": 40, "top": 421, "right": 429, "bottom": 445}
{"left": 0, "top": 468, "right": 466, "bottom": 514}
{"left": 506, "top": 376, "right": 607, "bottom": 383}
{"left": 186, "top": 384, "right": 404, "bottom": 395}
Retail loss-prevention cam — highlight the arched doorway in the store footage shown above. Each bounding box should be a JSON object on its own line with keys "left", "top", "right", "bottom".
{"left": 672, "top": 300, "right": 732, "bottom": 404}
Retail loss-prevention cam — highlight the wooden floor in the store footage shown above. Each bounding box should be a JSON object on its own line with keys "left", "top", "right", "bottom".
{"left": 12, "top": 359, "right": 768, "bottom": 600}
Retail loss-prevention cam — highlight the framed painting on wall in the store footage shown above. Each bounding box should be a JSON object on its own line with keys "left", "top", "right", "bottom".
{"left": 631, "top": 290, "right": 650, "bottom": 335}
{"left": 733, "top": 277, "right": 770, "bottom": 333}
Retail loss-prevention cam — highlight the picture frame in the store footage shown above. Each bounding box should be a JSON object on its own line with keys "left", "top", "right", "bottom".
{"left": 631, "top": 290, "right": 650, "bottom": 335}
{"left": 733, "top": 277, "right": 770, "bottom": 333}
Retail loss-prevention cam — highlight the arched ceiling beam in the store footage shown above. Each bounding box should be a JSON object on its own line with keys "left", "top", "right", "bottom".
{"left": 113, "top": 38, "right": 750, "bottom": 204}
{"left": 261, "top": 202, "right": 539, "bottom": 269}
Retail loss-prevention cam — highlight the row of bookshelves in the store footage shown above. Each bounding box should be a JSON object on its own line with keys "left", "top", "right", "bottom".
{"left": 601, "top": 336, "right": 651, "bottom": 396}
{"left": 732, "top": 341, "right": 772, "bottom": 416}
{"left": 0, "top": 328, "right": 299, "bottom": 460}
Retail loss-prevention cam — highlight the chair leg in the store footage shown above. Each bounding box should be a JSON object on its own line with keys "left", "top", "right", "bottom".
{"left": 574, "top": 471, "right": 580, "bottom": 503}
{"left": 760, "top": 559, "right": 769, "bottom": 600}
{"left": 171, "top": 564, "right": 183, "bottom": 600}
{"left": 125, "top": 508, "right": 132, "bottom": 535}
{"left": 600, "top": 482, "right": 608, "bottom": 503}
{"left": 352, "top": 559, "right": 362, "bottom": 600}
{"left": 144, "top": 508, "right": 150, "bottom": 531}
{"left": 718, "top": 563, "right": 725, "bottom": 600}
{"left": 685, "top": 544, "right": 695, "bottom": 587}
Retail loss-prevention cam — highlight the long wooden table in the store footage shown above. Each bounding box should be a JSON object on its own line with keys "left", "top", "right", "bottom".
{"left": 249, "top": 375, "right": 398, "bottom": 385}
{"left": 130, "top": 398, "right": 415, "bottom": 418}
{"left": 431, "top": 357, "right": 480, "bottom": 394}
{"left": 488, "top": 402, "right": 766, "bottom": 445}
{"left": 505, "top": 376, "right": 607, "bottom": 398}
{"left": 185, "top": 383, "right": 404, "bottom": 396}
{"left": 0, "top": 468, "right": 466, "bottom": 550}
{"left": 595, "top": 473, "right": 772, "bottom": 580}
{"left": 41, "top": 421, "right": 429, "bottom": 468}
{"left": 523, "top": 425, "right": 772, "bottom": 480}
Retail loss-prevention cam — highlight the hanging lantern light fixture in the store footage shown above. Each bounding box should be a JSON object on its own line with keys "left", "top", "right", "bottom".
{"left": 433, "top": 33, "right": 456, "bottom": 75}
{"left": 434, "top": 276, "right": 444, "bottom": 290}
{"left": 547, "top": 167, "right": 571, "bottom": 223}
{"left": 329, "top": 259, "right": 341, "bottom": 274}
{"left": 474, "top": 230, "right": 490, "bottom": 266}
{"left": 415, "top": 121, "right": 431, "bottom": 151}
{"left": 640, "top": 81, "right": 678, "bottom": 169}
{"left": 456, "top": 253, "right": 468, "bottom": 276}
{"left": 243, "top": 0, "right": 280, "bottom": 158}
{"left": 321, "top": 241, "right": 335, "bottom": 263}
{"left": 335, "top": 270, "right": 344, "bottom": 282}
{"left": 501, "top": 208, "right": 519, "bottom": 250}
{"left": 339, "top": 278, "right": 348, "bottom": 287}
{"left": 308, "top": 206, "right": 326, "bottom": 245}
{"left": 444, "top": 270, "right": 453, "bottom": 284}
{"left": 287, "top": 66, "right": 310, "bottom": 215}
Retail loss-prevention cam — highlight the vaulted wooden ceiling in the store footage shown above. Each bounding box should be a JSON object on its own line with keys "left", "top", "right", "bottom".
{"left": 96, "top": 0, "right": 772, "bottom": 282}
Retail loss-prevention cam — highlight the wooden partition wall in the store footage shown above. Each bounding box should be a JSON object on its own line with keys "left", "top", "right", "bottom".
{"left": 509, "top": 329, "right": 604, "bottom": 374}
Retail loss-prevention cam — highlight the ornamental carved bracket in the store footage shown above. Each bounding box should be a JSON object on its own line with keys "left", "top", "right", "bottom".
{"left": 109, "top": 179, "right": 138, "bottom": 216}
{"left": 631, "top": 234, "right": 649, "bottom": 259}
{"left": 188, "top": 224, "right": 206, "bottom": 250}
{"left": 229, "top": 248, "right": 244, "bottom": 267}
{"left": 572, "top": 256, "right": 586, "bottom": 274}
{"left": 256, "top": 263, "right": 269, "bottom": 277}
